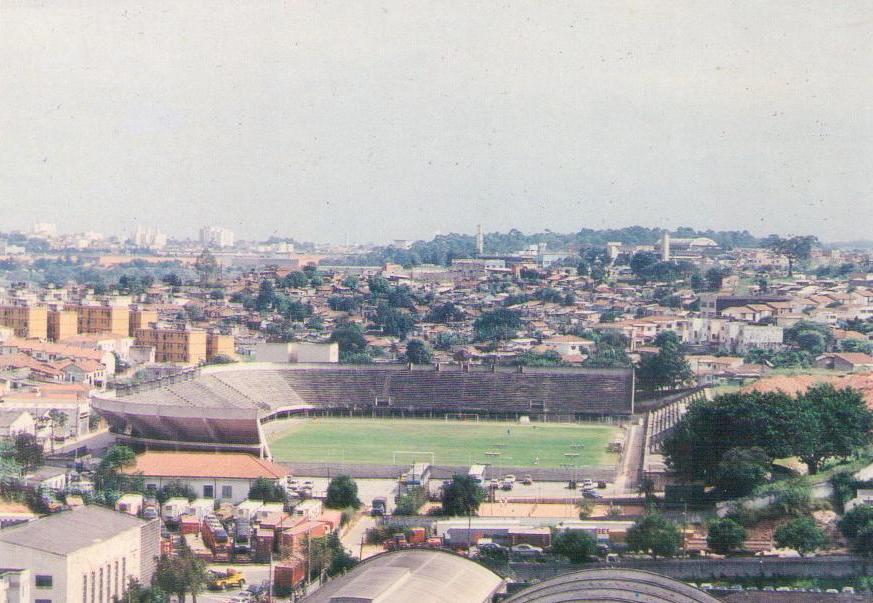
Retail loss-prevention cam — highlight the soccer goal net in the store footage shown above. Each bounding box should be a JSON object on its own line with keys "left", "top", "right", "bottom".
{"left": 444, "top": 413, "right": 481, "bottom": 422}
{"left": 392, "top": 451, "right": 435, "bottom": 465}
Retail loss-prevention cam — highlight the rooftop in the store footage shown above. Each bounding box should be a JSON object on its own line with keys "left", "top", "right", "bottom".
{"left": 121, "top": 451, "right": 288, "bottom": 480}
{"left": 0, "top": 505, "right": 147, "bottom": 556}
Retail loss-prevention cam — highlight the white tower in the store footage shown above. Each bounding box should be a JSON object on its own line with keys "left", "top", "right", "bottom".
{"left": 661, "top": 232, "right": 671, "bottom": 262}
{"left": 476, "top": 224, "right": 484, "bottom": 255}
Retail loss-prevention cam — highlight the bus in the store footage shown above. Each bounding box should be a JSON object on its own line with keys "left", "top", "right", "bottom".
{"left": 468, "top": 464, "right": 487, "bottom": 484}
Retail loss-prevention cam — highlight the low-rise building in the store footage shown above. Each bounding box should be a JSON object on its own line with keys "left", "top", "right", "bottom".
{"left": 0, "top": 505, "right": 159, "bottom": 603}
{"left": 120, "top": 451, "right": 289, "bottom": 503}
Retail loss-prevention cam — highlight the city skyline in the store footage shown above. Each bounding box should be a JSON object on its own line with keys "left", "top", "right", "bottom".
{"left": 3, "top": 1, "right": 873, "bottom": 243}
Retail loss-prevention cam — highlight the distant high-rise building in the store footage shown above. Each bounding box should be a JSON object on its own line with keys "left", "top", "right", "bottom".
{"left": 476, "top": 224, "right": 484, "bottom": 255}
{"left": 30, "top": 222, "right": 57, "bottom": 237}
{"left": 661, "top": 232, "right": 671, "bottom": 261}
{"left": 131, "top": 226, "right": 166, "bottom": 250}
{"left": 199, "top": 226, "right": 235, "bottom": 248}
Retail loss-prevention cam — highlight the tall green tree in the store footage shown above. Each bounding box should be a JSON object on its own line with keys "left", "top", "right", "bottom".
{"left": 325, "top": 475, "right": 361, "bottom": 509}
{"left": 636, "top": 330, "right": 692, "bottom": 392}
{"left": 441, "top": 474, "right": 485, "bottom": 517}
{"left": 714, "top": 447, "right": 771, "bottom": 498}
{"left": 626, "top": 513, "right": 682, "bottom": 558}
{"left": 404, "top": 339, "right": 433, "bottom": 364}
{"left": 551, "top": 530, "right": 597, "bottom": 563}
{"left": 774, "top": 517, "right": 826, "bottom": 556}
{"left": 474, "top": 308, "right": 522, "bottom": 341}
{"left": 793, "top": 384, "right": 873, "bottom": 474}
{"left": 706, "top": 518, "right": 746, "bottom": 555}
{"left": 762, "top": 234, "right": 818, "bottom": 277}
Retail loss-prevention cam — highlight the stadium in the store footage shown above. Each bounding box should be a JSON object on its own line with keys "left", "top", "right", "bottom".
{"left": 92, "top": 363, "right": 635, "bottom": 457}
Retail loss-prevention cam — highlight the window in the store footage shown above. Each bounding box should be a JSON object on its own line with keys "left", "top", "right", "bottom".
{"left": 35, "top": 599, "right": 51, "bottom": 603}
{"left": 203, "top": 484, "right": 214, "bottom": 498}
{"left": 36, "top": 575, "right": 53, "bottom": 588}
{"left": 145, "top": 483, "right": 157, "bottom": 493}
{"left": 83, "top": 575, "right": 87, "bottom": 603}
{"left": 221, "top": 485, "right": 233, "bottom": 499}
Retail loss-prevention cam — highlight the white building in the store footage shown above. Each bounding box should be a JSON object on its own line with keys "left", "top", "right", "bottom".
{"left": 0, "top": 505, "right": 159, "bottom": 603}
{"left": 130, "top": 226, "right": 166, "bottom": 250}
{"left": 199, "top": 226, "right": 235, "bottom": 248}
{"left": 254, "top": 342, "right": 338, "bottom": 364}
{"left": 120, "top": 451, "right": 289, "bottom": 504}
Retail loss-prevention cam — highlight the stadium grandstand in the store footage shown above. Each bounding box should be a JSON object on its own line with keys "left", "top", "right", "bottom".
{"left": 504, "top": 568, "right": 720, "bottom": 602}
{"left": 92, "top": 363, "right": 635, "bottom": 456}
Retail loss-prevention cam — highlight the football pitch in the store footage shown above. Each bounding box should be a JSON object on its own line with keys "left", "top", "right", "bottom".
{"left": 268, "top": 418, "right": 623, "bottom": 468}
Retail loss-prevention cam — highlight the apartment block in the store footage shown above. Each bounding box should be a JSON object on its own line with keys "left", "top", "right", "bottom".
{"left": 206, "top": 333, "right": 235, "bottom": 359}
{"left": 0, "top": 305, "right": 48, "bottom": 339}
{"left": 135, "top": 327, "right": 208, "bottom": 364}
{"left": 47, "top": 309, "right": 79, "bottom": 342}
{"left": 129, "top": 308, "right": 158, "bottom": 337}
{"left": 66, "top": 304, "right": 130, "bottom": 337}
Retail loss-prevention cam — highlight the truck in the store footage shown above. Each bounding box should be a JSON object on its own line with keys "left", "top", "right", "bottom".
{"left": 371, "top": 497, "right": 388, "bottom": 517}
{"left": 207, "top": 568, "right": 246, "bottom": 591}
{"left": 468, "top": 464, "right": 487, "bottom": 485}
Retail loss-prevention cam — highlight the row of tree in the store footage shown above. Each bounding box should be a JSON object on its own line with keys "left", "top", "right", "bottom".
{"left": 663, "top": 384, "right": 873, "bottom": 497}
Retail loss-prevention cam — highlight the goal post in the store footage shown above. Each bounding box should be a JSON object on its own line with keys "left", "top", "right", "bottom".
{"left": 392, "top": 451, "right": 435, "bottom": 465}
{"left": 443, "top": 412, "right": 480, "bottom": 422}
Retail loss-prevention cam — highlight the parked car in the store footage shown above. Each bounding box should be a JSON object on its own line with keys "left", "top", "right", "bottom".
{"left": 582, "top": 490, "right": 602, "bottom": 499}
{"left": 503, "top": 475, "right": 516, "bottom": 484}
{"left": 521, "top": 475, "right": 533, "bottom": 485}
{"left": 478, "top": 541, "right": 507, "bottom": 553}
{"left": 488, "top": 479, "right": 500, "bottom": 490}
{"left": 511, "top": 544, "right": 543, "bottom": 557}
{"left": 500, "top": 480, "right": 513, "bottom": 491}
{"left": 208, "top": 569, "right": 246, "bottom": 591}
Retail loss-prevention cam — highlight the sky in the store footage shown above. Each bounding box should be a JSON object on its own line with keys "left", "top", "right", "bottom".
{"left": 1, "top": 1, "right": 872, "bottom": 244}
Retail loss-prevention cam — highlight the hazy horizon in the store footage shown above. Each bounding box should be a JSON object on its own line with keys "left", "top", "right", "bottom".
{"left": 2, "top": 1, "right": 872, "bottom": 244}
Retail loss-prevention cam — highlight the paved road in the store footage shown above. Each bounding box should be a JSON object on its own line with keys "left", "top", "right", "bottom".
{"left": 614, "top": 421, "right": 643, "bottom": 495}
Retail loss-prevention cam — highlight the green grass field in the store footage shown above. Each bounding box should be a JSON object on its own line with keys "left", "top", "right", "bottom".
{"left": 268, "top": 418, "right": 623, "bottom": 468}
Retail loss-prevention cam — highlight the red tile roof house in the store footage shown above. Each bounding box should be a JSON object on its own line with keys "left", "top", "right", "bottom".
{"left": 121, "top": 451, "right": 289, "bottom": 504}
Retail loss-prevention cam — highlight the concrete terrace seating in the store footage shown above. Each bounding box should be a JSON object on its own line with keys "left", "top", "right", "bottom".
{"left": 93, "top": 365, "right": 634, "bottom": 451}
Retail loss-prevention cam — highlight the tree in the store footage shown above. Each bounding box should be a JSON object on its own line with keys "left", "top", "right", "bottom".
{"left": 792, "top": 384, "right": 873, "bottom": 474}
{"left": 851, "top": 524, "right": 873, "bottom": 560}
{"left": 330, "top": 324, "right": 368, "bottom": 357}
{"left": 154, "top": 552, "right": 208, "bottom": 603}
{"left": 404, "top": 339, "right": 433, "bottom": 364}
{"left": 714, "top": 447, "right": 771, "bottom": 498}
{"left": 552, "top": 529, "right": 597, "bottom": 563}
{"left": 636, "top": 330, "right": 692, "bottom": 392}
{"left": 763, "top": 235, "right": 818, "bottom": 277}
{"left": 282, "top": 271, "right": 310, "bottom": 289}
{"left": 255, "top": 279, "right": 276, "bottom": 312}
{"left": 630, "top": 251, "right": 659, "bottom": 280}
{"left": 441, "top": 474, "right": 485, "bottom": 517}
{"left": 367, "top": 276, "right": 390, "bottom": 295}
{"left": 120, "top": 578, "right": 167, "bottom": 603}
{"left": 474, "top": 308, "right": 522, "bottom": 341}
{"left": 838, "top": 505, "right": 873, "bottom": 539}
{"left": 13, "top": 433, "right": 43, "bottom": 472}
{"left": 662, "top": 391, "right": 798, "bottom": 481}
{"left": 705, "top": 267, "right": 728, "bottom": 291}
{"left": 426, "top": 302, "right": 466, "bottom": 323}
{"left": 162, "top": 272, "right": 183, "bottom": 287}
{"left": 194, "top": 249, "right": 218, "bottom": 285}
{"left": 48, "top": 409, "right": 68, "bottom": 444}
{"left": 512, "top": 350, "right": 564, "bottom": 367}
{"left": 774, "top": 517, "right": 826, "bottom": 556}
{"left": 375, "top": 305, "right": 415, "bottom": 339}
{"left": 626, "top": 513, "right": 682, "bottom": 558}
{"left": 325, "top": 475, "right": 361, "bottom": 509}
{"left": 394, "top": 487, "right": 427, "bottom": 516}
{"left": 248, "top": 478, "right": 286, "bottom": 502}
{"left": 706, "top": 518, "right": 746, "bottom": 555}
